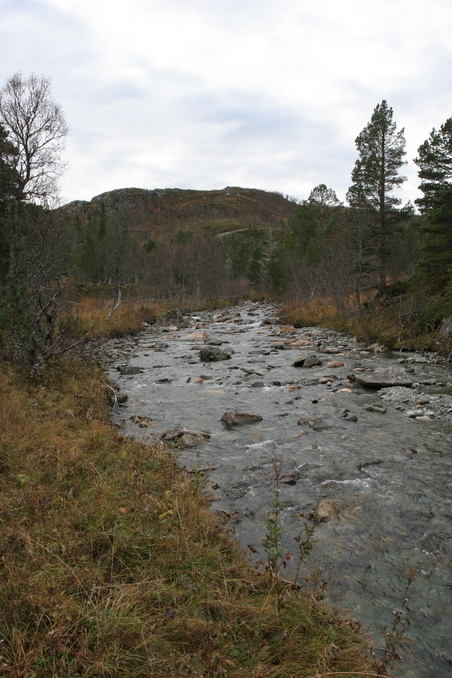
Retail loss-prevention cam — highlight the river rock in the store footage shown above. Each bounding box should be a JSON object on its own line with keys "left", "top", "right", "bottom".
{"left": 199, "top": 346, "right": 231, "bottom": 362}
{"left": 280, "top": 470, "right": 300, "bottom": 484}
{"left": 221, "top": 410, "right": 263, "bottom": 427}
{"left": 288, "top": 339, "right": 311, "bottom": 347}
{"left": 303, "top": 355, "right": 322, "bottom": 368}
{"left": 297, "top": 417, "right": 332, "bottom": 431}
{"left": 117, "top": 365, "right": 143, "bottom": 375}
{"left": 278, "top": 325, "right": 296, "bottom": 334}
{"left": 365, "top": 404, "right": 387, "bottom": 413}
{"left": 189, "top": 377, "right": 205, "bottom": 384}
{"left": 157, "top": 308, "right": 189, "bottom": 328}
{"left": 183, "top": 331, "right": 209, "bottom": 341}
{"left": 160, "top": 426, "right": 211, "bottom": 448}
{"left": 351, "top": 367, "right": 413, "bottom": 389}
{"left": 326, "top": 360, "right": 344, "bottom": 368}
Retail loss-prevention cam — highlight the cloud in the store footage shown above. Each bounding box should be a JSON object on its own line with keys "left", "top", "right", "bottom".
{"left": 1, "top": 0, "right": 451, "bottom": 205}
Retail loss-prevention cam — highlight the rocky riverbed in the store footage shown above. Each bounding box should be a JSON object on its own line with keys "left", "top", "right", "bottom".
{"left": 88, "top": 302, "right": 452, "bottom": 678}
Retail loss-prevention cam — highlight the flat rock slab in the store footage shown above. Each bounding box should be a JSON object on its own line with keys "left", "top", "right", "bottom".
{"left": 352, "top": 367, "right": 413, "bottom": 389}
{"left": 221, "top": 410, "right": 263, "bottom": 427}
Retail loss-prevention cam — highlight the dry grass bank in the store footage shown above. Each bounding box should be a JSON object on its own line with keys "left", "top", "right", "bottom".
{"left": 279, "top": 298, "right": 449, "bottom": 354}
{"left": 0, "top": 357, "right": 372, "bottom": 677}
{"left": 71, "top": 296, "right": 243, "bottom": 340}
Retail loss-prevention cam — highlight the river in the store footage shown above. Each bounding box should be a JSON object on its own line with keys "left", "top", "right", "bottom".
{"left": 103, "top": 301, "right": 452, "bottom": 678}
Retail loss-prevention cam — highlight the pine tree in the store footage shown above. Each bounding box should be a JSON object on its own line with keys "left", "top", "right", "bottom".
{"left": 347, "top": 100, "right": 408, "bottom": 292}
{"left": 415, "top": 117, "right": 452, "bottom": 212}
{"left": 414, "top": 118, "right": 452, "bottom": 288}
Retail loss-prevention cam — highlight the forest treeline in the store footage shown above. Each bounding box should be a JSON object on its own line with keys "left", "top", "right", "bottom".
{"left": 1, "top": 74, "right": 452, "bottom": 369}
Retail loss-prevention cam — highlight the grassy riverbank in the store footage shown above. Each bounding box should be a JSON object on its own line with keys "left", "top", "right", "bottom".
{"left": 0, "top": 356, "right": 374, "bottom": 677}
{"left": 71, "top": 296, "right": 241, "bottom": 339}
{"left": 279, "top": 297, "right": 451, "bottom": 355}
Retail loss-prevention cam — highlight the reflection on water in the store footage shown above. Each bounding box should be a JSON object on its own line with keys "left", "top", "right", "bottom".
{"left": 109, "top": 303, "right": 452, "bottom": 678}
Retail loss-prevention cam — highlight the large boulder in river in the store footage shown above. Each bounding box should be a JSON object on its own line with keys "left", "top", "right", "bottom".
{"left": 221, "top": 410, "right": 263, "bottom": 428}
{"left": 350, "top": 367, "right": 413, "bottom": 389}
{"left": 293, "top": 354, "right": 322, "bottom": 368}
{"left": 156, "top": 308, "right": 190, "bottom": 328}
{"left": 200, "top": 346, "right": 231, "bottom": 362}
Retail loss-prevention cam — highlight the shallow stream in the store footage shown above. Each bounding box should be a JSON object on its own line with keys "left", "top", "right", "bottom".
{"left": 105, "top": 302, "right": 452, "bottom": 678}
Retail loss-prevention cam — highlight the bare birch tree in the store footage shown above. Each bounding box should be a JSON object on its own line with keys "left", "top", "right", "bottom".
{"left": 0, "top": 73, "right": 69, "bottom": 204}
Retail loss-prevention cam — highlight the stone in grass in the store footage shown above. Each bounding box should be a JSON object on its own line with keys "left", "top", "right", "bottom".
{"left": 221, "top": 410, "right": 263, "bottom": 428}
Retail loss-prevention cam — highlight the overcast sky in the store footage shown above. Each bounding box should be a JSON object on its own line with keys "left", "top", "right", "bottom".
{"left": 1, "top": 0, "right": 451, "bottom": 207}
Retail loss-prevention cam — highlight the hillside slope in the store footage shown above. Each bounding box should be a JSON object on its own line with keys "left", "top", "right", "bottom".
{"left": 59, "top": 186, "right": 299, "bottom": 242}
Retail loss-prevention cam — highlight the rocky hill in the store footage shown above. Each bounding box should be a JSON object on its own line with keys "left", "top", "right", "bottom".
{"left": 58, "top": 186, "right": 299, "bottom": 242}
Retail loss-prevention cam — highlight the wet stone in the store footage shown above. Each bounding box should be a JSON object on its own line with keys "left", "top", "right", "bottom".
{"left": 160, "top": 426, "right": 211, "bottom": 448}
{"left": 221, "top": 410, "right": 263, "bottom": 427}
{"left": 199, "top": 346, "right": 231, "bottom": 362}
{"left": 297, "top": 417, "right": 332, "bottom": 431}
{"left": 365, "top": 404, "right": 387, "bottom": 413}
{"left": 117, "top": 365, "right": 143, "bottom": 375}
{"left": 279, "top": 470, "right": 300, "bottom": 484}
{"left": 303, "top": 355, "right": 322, "bottom": 368}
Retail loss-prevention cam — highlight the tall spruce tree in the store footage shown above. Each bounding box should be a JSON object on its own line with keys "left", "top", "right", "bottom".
{"left": 347, "top": 100, "right": 407, "bottom": 292}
